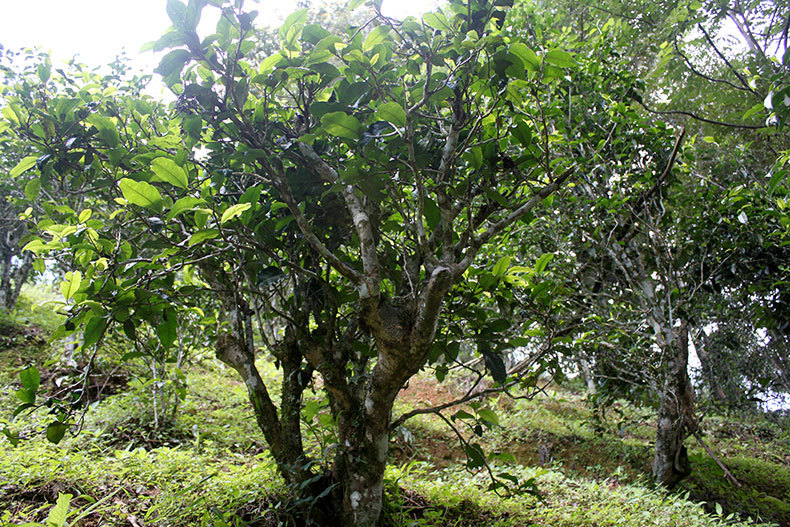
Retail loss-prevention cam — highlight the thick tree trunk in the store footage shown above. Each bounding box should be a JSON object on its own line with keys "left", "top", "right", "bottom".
{"left": 333, "top": 410, "right": 390, "bottom": 527}
{"left": 653, "top": 320, "right": 696, "bottom": 487}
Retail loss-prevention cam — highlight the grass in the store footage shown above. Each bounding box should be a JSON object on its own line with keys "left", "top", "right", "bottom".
{"left": 1, "top": 284, "right": 788, "bottom": 527}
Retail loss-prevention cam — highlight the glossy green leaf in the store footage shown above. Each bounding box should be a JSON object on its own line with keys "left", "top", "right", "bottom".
{"left": 321, "top": 112, "right": 362, "bottom": 140}
{"left": 46, "top": 422, "right": 68, "bottom": 444}
{"left": 279, "top": 8, "right": 308, "bottom": 47}
{"left": 376, "top": 102, "right": 406, "bottom": 128}
{"left": 24, "top": 178, "right": 41, "bottom": 200}
{"left": 220, "top": 203, "right": 252, "bottom": 224}
{"left": 155, "top": 49, "right": 191, "bottom": 80}
{"left": 152, "top": 157, "right": 189, "bottom": 188}
{"left": 83, "top": 316, "right": 107, "bottom": 348}
{"left": 477, "top": 408, "right": 500, "bottom": 426}
{"left": 188, "top": 229, "right": 219, "bottom": 246}
{"left": 509, "top": 43, "right": 539, "bottom": 71}
{"left": 86, "top": 115, "right": 120, "bottom": 148}
{"left": 20, "top": 366, "right": 40, "bottom": 393}
{"left": 465, "top": 443, "right": 486, "bottom": 469}
{"left": 166, "top": 196, "right": 204, "bottom": 220}
{"left": 10, "top": 156, "right": 38, "bottom": 178}
{"left": 534, "top": 253, "right": 553, "bottom": 274}
{"left": 544, "top": 49, "right": 578, "bottom": 68}
{"left": 363, "top": 25, "right": 391, "bottom": 52}
{"left": 60, "top": 271, "right": 82, "bottom": 301}
{"left": 119, "top": 178, "right": 163, "bottom": 212}
{"left": 157, "top": 308, "right": 177, "bottom": 350}
{"left": 492, "top": 256, "right": 512, "bottom": 277}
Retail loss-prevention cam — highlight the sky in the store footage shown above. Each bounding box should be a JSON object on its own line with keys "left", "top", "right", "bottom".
{"left": 0, "top": 0, "right": 439, "bottom": 72}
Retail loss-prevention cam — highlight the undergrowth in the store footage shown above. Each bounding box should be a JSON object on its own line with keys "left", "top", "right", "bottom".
{"left": 1, "top": 285, "right": 788, "bottom": 526}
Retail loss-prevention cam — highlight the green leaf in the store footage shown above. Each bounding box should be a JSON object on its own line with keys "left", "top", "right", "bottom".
{"left": 60, "top": 271, "right": 82, "bottom": 301}
{"left": 492, "top": 256, "right": 512, "bottom": 277}
{"left": 482, "top": 350, "right": 507, "bottom": 384}
{"left": 23, "top": 178, "right": 41, "bottom": 200}
{"left": 86, "top": 115, "right": 120, "bottom": 148}
{"left": 512, "top": 121, "right": 532, "bottom": 147}
{"left": 119, "top": 178, "right": 163, "bottom": 212}
{"left": 419, "top": 197, "right": 440, "bottom": 231}
{"left": 20, "top": 366, "right": 40, "bottom": 393}
{"left": 157, "top": 308, "right": 177, "bottom": 350}
{"left": 477, "top": 408, "right": 500, "bottom": 426}
{"left": 464, "top": 147, "right": 483, "bottom": 170}
{"left": 509, "top": 43, "right": 539, "bottom": 71}
{"left": 544, "top": 49, "right": 578, "bottom": 68}
{"left": 10, "top": 156, "right": 38, "bottom": 178}
{"left": 15, "top": 388, "right": 35, "bottom": 405}
{"left": 220, "top": 203, "right": 252, "bottom": 224}
{"left": 152, "top": 157, "right": 189, "bottom": 188}
{"left": 188, "top": 229, "right": 219, "bottom": 246}
{"left": 46, "top": 493, "right": 73, "bottom": 527}
{"left": 82, "top": 316, "right": 107, "bottom": 348}
{"left": 166, "top": 196, "right": 204, "bottom": 220}
{"left": 321, "top": 112, "right": 362, "bottom": 140}
{"left": 279, "top": 8, "right": 308, "bottom": 47}
{"left": 46, "top": 422, "right": 68, "bottom": 444}
{"left": 376, "top": 102, "right": 406, "bottom": 128}
{"left": 465, "top": 443, "right": 486, "bottom": 469}
{"left": 363, "top": 25, "right": 391, "bottom": 52}
{"left": 155, "top": 49, "right": 191, "bottom": 80}
{"left": 534, "top": 253, "right": 553, "bottom": 274}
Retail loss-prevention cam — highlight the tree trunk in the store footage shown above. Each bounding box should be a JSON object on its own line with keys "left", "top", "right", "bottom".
{"left": 0, "top": 251, "right": 33, "bottom": 311}
{"left": 332, "top": 409, "right": 390, "bottom": 527}
{"left": 653, "top": 320, "right": 696, "bottom": 487}
{"left": 578, "top": 358, "right": 597, "bottom": 394}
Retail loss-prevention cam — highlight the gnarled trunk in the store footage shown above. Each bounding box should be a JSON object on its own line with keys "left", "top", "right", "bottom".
{"left": 653, "top": 320, "right": 696, "bottom": 487}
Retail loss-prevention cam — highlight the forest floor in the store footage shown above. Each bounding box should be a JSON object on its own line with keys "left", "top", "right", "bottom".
{"left": 1, "top": 285, "right": 788, "bottom": 527}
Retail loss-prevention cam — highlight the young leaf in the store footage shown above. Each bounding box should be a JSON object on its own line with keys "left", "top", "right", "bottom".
{"left": 188, "top": 229, "right": 220, "bottom": 246}
{"left": 46, "top": 493, "right": 73, "bottom": 527}
{"left": 24, "top": 178, "right": 41, "bottom": 200}
{"left": 220, "top": 203, "right": 252, "bottom": 224}
{"left": 10, "top": 156, "right": 38, "bottom": 178}
{"left": 119, "top": 178, "right": 163, "bottom": 212}
{"left": 492, "top": 256, "right": 512, "bottom": 277}
{"left": 60, "top": 271, "right": 82, "bottom": 301}
{"left": 152, "top": 157, "right": 189, "bottom": 188}
{"left": 20, "top": 366, "right": 40, "bottom": 393}
{"left": 534, "top": 253, "right": 553, "bottom": 274}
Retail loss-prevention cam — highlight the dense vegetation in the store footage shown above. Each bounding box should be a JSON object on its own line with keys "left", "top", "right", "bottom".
{"left": 0, "top": 0, "right": 788, "bottom": 525}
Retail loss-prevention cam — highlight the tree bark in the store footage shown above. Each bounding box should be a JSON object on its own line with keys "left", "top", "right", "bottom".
{"left": 653, "top": 320, "right": 696, "bottom": 487}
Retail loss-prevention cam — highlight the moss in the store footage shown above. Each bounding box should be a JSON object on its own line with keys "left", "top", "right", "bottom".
{"left": 682, "top": 453, "right": 790, "bottom": 525}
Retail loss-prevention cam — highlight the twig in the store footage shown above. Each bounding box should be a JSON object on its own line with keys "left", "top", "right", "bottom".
{"left": 691, "top": 430, "right": 742, "bottom": 488}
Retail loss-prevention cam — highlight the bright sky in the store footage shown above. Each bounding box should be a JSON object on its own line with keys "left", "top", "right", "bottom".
{"left": 0, "top": 0, "right": 439, "bottom": 70}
